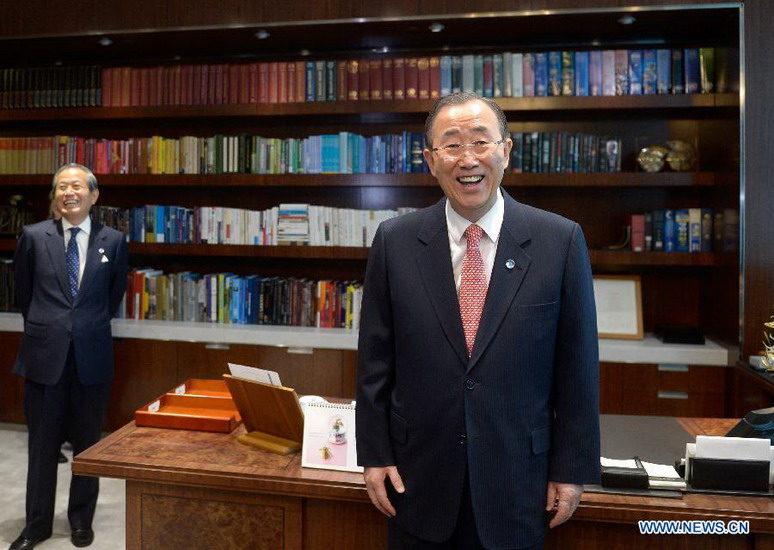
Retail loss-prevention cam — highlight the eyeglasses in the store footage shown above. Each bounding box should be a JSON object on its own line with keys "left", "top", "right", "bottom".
{"left": 430, "top": 139, "right": 506, "bottom": 158}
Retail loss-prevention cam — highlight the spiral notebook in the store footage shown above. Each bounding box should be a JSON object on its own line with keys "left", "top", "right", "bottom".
{"left": 301, "top": 401, "right": 363, "bottom": 473}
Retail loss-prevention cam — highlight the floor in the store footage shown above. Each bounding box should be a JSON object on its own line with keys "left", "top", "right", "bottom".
{"left": 0, "top": 423, "right": 125, "bottom": 550}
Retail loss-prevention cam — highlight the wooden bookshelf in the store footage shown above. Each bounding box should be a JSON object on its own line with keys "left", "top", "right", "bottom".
{"left": 0, "top": 172, "right": 721, "bottom": 188}
{"left": 0, "top": 93, "right": 740, "bottom": 122}
{"left": 0, "top": 1, "right": 758, "bottom": 424}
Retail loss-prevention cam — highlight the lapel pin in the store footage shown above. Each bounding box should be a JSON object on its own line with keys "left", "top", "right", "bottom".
{"left": 505, "top": 259, "right": 516, "bottom": 270}
{"left": 98, "top": 248, "right": 105, "bottom": 254}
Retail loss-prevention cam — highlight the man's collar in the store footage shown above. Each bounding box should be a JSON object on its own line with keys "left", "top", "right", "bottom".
{"left": 445, "top": 188, "right": 504, "bottom": 244}
{"left": 61, "top": 215, "right": 92, "bottom": 236}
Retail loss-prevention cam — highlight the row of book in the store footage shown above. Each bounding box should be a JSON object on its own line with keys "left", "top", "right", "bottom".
{"left": 121, "top": 268, "right": 362, "bottom": 329}
{"left": 93, "top": 203, "right": 416, "bottom": 247}
{"left": 0, "top": 47, "right": 738, "bottom": 110}
{"left": 511, "top": 132, "right": 622, "bottom": 174}
{"left": 0, "top": 130, "right": 623, "bottom": 176}
{"left": 627, "top": 208, "right": 739, "bottom": 253}
{"left": 0, "top": 132, "right": 430, "bottom": 175}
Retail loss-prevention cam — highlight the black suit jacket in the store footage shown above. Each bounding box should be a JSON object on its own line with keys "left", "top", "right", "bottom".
{"left": 13, "top": 219, "right": 129, "bottom": 386}
{"left": 356, "top": 191, "right": 601, "bottom": 549}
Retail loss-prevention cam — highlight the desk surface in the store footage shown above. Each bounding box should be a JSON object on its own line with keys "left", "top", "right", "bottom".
{"left": 74, "top": 417, "right": 774, "bottom": 534}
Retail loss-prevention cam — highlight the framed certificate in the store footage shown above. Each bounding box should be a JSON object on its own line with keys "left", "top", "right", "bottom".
{"left": 593, "top": 275, "right": 644, "bottom": 339}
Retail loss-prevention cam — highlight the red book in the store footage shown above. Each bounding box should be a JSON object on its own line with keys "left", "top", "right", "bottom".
{"left": 199, "top": 64, "right": 209, "bottom": 105}
{"left": 382, "top": 59, "right": 393, "bottom": 100}
{"left": 181, "top": 65, "right": 193, "bottom": 106}
{"left": 417, "top": 57, "right": 430, "bottom": 99}
{"left": 483, "top": 56, "right": 493, "bottom": 98}
{"left": 358, "top": 59, "right": 370, "bottom": 100}
{"left": 278, "top": 61, "right": 288, "bottom": 103}
{"left": 248, "top": 63, "right": 259, "bottom": 104}
{"left": 295, "top": 61, "right": 305, "bottom": 103}
{"left": 208, "top": 64, "right": 218, "bottom": 104}
{"left": 346, "top": 60, "right": 359, "bottom": 100}
{"left": 102, "top": 68, "right": 112, "bottom": 106}
{"left": 214, "top": 64, "right": 225, "bottom": 104}
{"left": 192, "top": 65, "right": 202, "bottom": 105}
{"left": 238, "top": 64, "right": 250, "bottom": 104}
{"left": 268, "top": 62, "right": 279, "bottom": 103}
{"left": 172, "top": 65, "right": 182, "bottom": 105}
{"left": 369, "top": 59, "right": 383, "bottom": 100}
{"left": 429, "top": 56, "right": 441, "bottom": 99}
{"left": 120, "top": 67, "right": 131, "bottom": 106}
{"left": 630, "top": 214, "right": 645, "bottom": 252}
{"left": 393, "top": 58, "right": 405, "bottom": 100}
{"left": 405, "top": 58, "right": 418, "bottom": 99}
{"left": 337, "top": 61, "right": 347, "bottom": 101}
{"left": 156, "top": 66, "right": 166, "bottom": 106}
{"left": 287, "top": 62, "right": 296, "bottom": 102}
{"left": 228, "top": 64, "right": 239, "bottom": 104}
{"left": 258, "top": 63, "right": 269, "bottom": 103}
{"left": 129, "top": 68, "right": 140, "bottom": 106}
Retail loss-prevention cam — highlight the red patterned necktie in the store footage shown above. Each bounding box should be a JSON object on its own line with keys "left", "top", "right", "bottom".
{"left": 460, "top": 224, "right": 487, "bottom": 356}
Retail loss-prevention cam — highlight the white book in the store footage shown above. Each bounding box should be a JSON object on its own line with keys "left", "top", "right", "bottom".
{"left": 512, "top": 53, "right": 523, "bottom": 97}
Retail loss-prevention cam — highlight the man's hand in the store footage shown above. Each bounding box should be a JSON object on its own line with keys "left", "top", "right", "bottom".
{"left": 364, "top": 465, "right": 405, "bottom": 517}
{"left": 545, "top": 482, "right": 583, "bottom": 528}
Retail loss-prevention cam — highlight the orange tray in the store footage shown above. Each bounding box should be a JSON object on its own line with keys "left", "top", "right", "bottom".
{"left": 168, "top": 378, "right": 234, "bottom": 399}
{"left": 135, "top": 393, "right": 242, "bottom": 433}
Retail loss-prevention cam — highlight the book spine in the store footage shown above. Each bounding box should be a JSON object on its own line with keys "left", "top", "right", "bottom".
{"left": 548, "top": 51, "right": 562, "bottom": 96}
{"left": 369, "top": 59, "right": 382, "bottom": 100}
{"left": 684, "top": 48, "right": 700, "bottom": 94}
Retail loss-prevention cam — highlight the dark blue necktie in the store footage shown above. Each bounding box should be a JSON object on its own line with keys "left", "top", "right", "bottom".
{"left": 67, "top": 227, "right": 81, "bottom": 298}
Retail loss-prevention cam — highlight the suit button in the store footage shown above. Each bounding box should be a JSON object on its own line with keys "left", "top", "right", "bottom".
{"left": 459, "top": 434, "right": 467, "bottom": 445}
{"left": 465, "top": 379, "right": 475, "bottom": 390}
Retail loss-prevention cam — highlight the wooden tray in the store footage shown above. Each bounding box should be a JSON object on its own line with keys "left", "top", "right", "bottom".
{"left": 135, "top": 393, "right": 242, "bottom": 433}
{"left": 168, "top": 378, "right": 233, "bottom": 399}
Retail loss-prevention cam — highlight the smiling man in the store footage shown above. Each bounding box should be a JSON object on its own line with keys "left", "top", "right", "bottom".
{"left": 10, "top": 164, "right": 129, "bottom": 550}
{"left": 356, "top": 93, "right": 600, "bottom": 549}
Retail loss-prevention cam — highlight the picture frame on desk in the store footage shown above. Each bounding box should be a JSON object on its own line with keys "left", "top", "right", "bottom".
{"left": 593, "top": 275, "right": 644, "bottom": 340}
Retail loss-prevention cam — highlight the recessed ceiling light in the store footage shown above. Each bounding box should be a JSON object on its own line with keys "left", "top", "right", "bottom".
{"left": 300, "top": 49, "right": 310, "bottom": 56}
{"left": 98, "top": 37, "right": 113, "bottom": 47}
{"left": 617, "top": 15, "right": 636, "bottom": 25}
{"left": 255, "top": 30, "right": 271, "bottom": 40}
{"left": 428, "top": 22, "right": 445, "bottom": 33}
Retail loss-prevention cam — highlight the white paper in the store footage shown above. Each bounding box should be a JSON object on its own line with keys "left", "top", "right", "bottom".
{"left": 227, "top": 362, "right": 282, "bottom": 387}
{"left": 600, "top": 457, "right": 638, "bottom": 468}
{"left": 695, "top": 435, "right": 770, "bottom": 461}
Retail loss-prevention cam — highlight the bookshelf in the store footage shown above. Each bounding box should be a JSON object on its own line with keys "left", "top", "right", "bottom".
{"left": 0, "top": 1, "right": 756, "bottom": 426}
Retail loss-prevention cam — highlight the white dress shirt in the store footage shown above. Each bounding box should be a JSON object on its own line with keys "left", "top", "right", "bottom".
{"left": 61, "top": 216, "right": 92, "bottom": 287}
{"left": 446, "top": 189, "right": 504, "bottom": 294}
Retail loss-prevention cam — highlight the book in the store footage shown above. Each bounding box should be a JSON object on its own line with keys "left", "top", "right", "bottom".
{"left": 684, "top": 48, "right": 700, "bottom": 94}
{"left": 630, "top": 214, "right": 645, "bottom": 252}
{"left": 301, "top": 399, "right": 362, "bottom": 473}
{"left": 417, "top": 57, "right": 430, "bottom": 99}
{"left": 642, "top": 49, "right": 657, "bottom": 94}
{"left": 699, "top": 47, "right": 715, "bottom": 93}
{"left": 512, "top": 53, "right": 523, "bottom": 97}
{"left": 548, "top": 51, "right": 562, "bottom": 96}
{"left": 656, "top": 49, "right": 671, "bottom": 94}
{"left": 602, "top": 50, "right": 616, "bottom": 96}
{"left": 671, "top": 49, "right": 685, "bottom": 94}
{"left": 534, "top": 52, "right": 548, "bottom": 96}
{"left": 522, "top": 53, "right": 534, "bottom": 96}
{"left": 614, "top": 50, "right": 629, "bottom": 95}
{"left": 575, "top": 51, "right": 589, "bottom": 96}
{"left": 561, "top": 51, "right": 575, "bottom": 96}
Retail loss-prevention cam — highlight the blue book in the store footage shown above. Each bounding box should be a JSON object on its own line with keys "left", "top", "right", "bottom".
{"left": 155, "top": 205, "right": 166, "bottom": 243}
{"left": 663, "top": 209, "right": 676, "bottom": 252}
{"left": 492, "top": 54, "right": 503, "bottom": 97}
{"left": 561, "top": 51, "right": 575, "bottom": 96}
{"left": 642, "top": 49, "right": 657, "bottom": 94}
{"left": 628, "top": 50, "right": 643, "bottom": 95}
{"left": 652, "top": 209, "right": 665, "bottom": 251}
{"left": 440, "top": 55, "right": 452, "bottom": 96}
{"left": 671, "top": 49, "right": 685, "bottom": 94}
{"left": 684, "top": 48, "right": 700, "bottom": 94}
{"left": 474, "top": 55, "right": 484, "bottom": 95}
{"left": 325, "top": 61, "right": 336, "bottom": 101}
{"left": 305, "top": 61, "right": 315, "bottom": 102}
{"left": 574, "top": 51, "right": 589, "bottom": 96}
{"left": 589, "top": 51, "right": 602, "bottom": 96}
{"left": 675, "top": 209, "right": 690, "bottom": 252}
{"left": 656, "top": 49, "right": 671, "bottom": 94}
{"left": 548, "top": 51, "right": 562, "bottom": 96}
{"left": 534, "top": 52, "right": 548, "bottom": 96}
{"left": 451, "top": 56, "right": 463, "bottom": 93}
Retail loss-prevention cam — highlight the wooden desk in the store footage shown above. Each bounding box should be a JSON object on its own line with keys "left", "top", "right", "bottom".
{"left": 74, "top": 418, "right": 774, "bottom": 550}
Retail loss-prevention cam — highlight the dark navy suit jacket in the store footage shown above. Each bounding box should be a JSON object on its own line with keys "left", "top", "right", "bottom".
{"left": 13, "top": 219, "right": 129, "bottom": 386}
{"left": 356, "top": 191, "right": 601, "bottom": 549}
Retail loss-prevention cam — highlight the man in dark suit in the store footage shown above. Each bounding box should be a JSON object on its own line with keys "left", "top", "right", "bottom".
{"left": 356, "top": 93, "right": 600, "bottom": 549}
{"left": 10, "top": 163, "right": 129, "bottom": 550}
